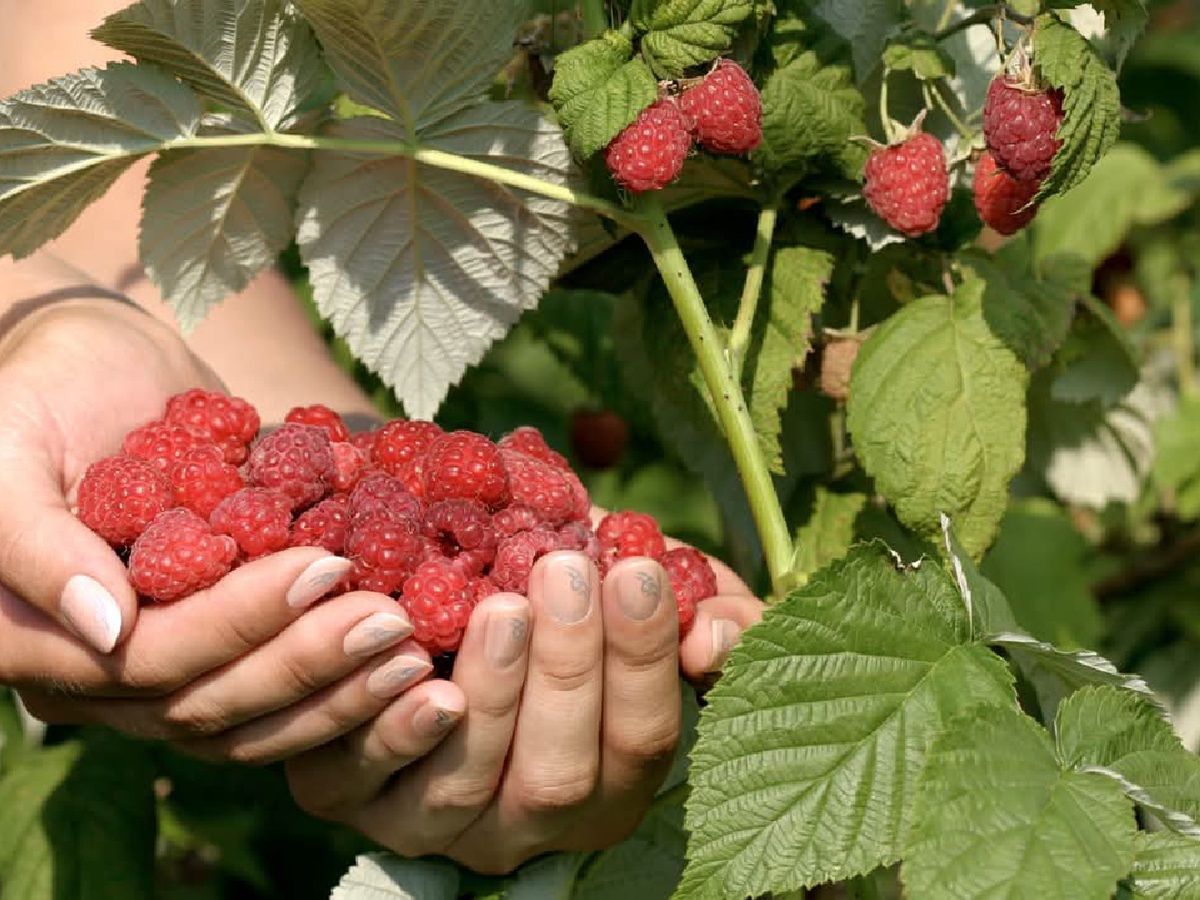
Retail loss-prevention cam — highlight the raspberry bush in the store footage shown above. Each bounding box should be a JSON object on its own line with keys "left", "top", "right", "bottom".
{"left": 5, "top": 1, "right": 1200, "bottom": 899}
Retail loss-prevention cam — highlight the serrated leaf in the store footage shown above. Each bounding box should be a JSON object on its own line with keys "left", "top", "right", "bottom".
{"left": 847, "top": 288, "right": 1028, "bottom": 557}
{"left": 1048, "top": 295, "right": 1138, "bottom": 407}
{"left": 0, "top": 63, "right": 201, "bottom": 259}
{"left": 292, "top": 0, "right": 527, "bottom": 130}
{"left": 902, "top": 704, "right": 1136, "bottom": 900}
{"left": 631, "top": 0, "right": 754, "bottom": 78}
{"left": 92, "top": 0, "right": 325, "bottom": 131}
{"left": 142, "top": 144, "right": 308, "bottom": 328}
{"left": 790, "top": 487, "right": 866, "bottom": 583}
{"left": 548, "top": 32, "right": 658, "bottom": 160}
{"left": 678, "top": 544, "right": 1016, "bottom": 897}
{"left": 1154, "top": 397, "right": 1200, "bottom": 522}
{"left": 331, "top": 853, "right": 459, "bottom": 900}
{"left": 1047, "top": 0, "right": 1148, "bottom": 70}
{"left": 1034, "top": 16, "right": 1122, "bottom": 202}
{"left": 0, "top": 733, "right": 157, "bottom": 900}
{"left": 883, "top": 32, "right": 955, "bottom": 81}
{"left": 1130, "top": 832, "right": 1200, "bottom": 898}
{"left": 296, "top": 108, "right": 575, "bottom": 419}
{"left": 811, "top": 0, "right": 901, "bottom": 83}
{"left": 755, "top": 52, "right": 867, "bottom": 179}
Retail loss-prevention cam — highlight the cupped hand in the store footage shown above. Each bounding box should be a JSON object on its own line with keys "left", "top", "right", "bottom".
{"left": 286, "top": 549, "right": 762, "bottom": 874}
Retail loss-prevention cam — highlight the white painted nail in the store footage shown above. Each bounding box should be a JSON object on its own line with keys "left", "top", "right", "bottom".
{"left": 708, "top": 618, "right": 741, "bottom": 672}
{"left": 60, "top": 575, "right": 122, "bottom": 653}
{"left": 286, "top": 556, "right": 352, "bottom": 608}
{"left": 343, "top": 612, "right": 413, "bottom": 658}
{"left": 366, "top": 655, "right": 432, "bottom": 699}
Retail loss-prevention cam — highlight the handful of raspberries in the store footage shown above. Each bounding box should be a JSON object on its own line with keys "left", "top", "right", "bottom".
{"left": 75, "top": 390, "right": 716, "bottom": 656}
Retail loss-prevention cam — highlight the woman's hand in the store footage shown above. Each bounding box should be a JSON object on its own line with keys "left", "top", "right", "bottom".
{"left": 286, "top": 549, "right": 762, "bottom": 874}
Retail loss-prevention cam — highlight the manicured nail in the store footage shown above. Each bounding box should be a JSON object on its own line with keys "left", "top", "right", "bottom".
{"left": 708, "top": 619, "right": 741, "bottom": 672}
{"left": 366, "top": 655, "right": 432, "bottom": 699}
{"left": 343, "top": 612, "right": 413, "bottom": 658}
{"left": 485, "top": 600, "right": 530, "bottom": 667}
{"left": 616, "top": 561, "right": 664, "bottom": 621}
{"left": 60, "top": 575, "right": 122, "bottom": 654}
{"left": 541, "top": 552, "right": 593, "bottom": 624}
{"left": 413, "top": 700, "right": 465, "bottom": 740}
{"left": 286, "top": 556, "right": 352, "bottom": 608}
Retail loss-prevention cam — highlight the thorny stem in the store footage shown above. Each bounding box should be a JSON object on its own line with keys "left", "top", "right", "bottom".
{"left": 729, "top": 199, "right": 781, "bottom": 375}
{"left": 934, "top": 3, "right": 1035, "bottom": 41}
{"left": 636, "top": 196, "right": 794, "bottom": 597}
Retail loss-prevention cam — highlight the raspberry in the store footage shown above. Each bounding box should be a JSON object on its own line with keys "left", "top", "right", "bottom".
{"left": 492, "top": 529, "right": 565, "bottom": 593}
{"left": 494, "top": 505, "right": 544, "bottom": 537}
{"left": 285, "top": 404, "right": 351, "bottom": 443}
{"left": 973, "top": 150, "right": 1041, "bottom": 235}
{"left": 350, "top": 429, "right": 378, "bottom": 458}
{"left": 423, "top": 431, "right": 510, "bottom": 508}
{"left": 373, "top": 420, "right": 442, "bottom": 491}
{"left": 863, "top": 131, "right": 948, "bottom": 238}
{"left": 569, "top": 409, "right": 629, "bottom": 470}
{"left": 498, "top": 426, "right": 569, "bottom": 470}
{"left": 500, "top": 449, "right": 577, "bottom": 526}
{"left": 604, "top": 99, "right": 692, "bottom": 193}
{"left": 468, "top": 576, "right": 499, "bottom": 604}
{"left": 678, "top": 59, "right": 762, "bottom": 155}
{"left": 167, "top": 444, "right": 245, "bottom": 519}
{"left": 77, "top": 455, "right": 175, "bottom": 546}
{"left": 423, "top": 500, "right": 497, "bottom": 575}
{"left": 983, "top": 76, "right": 1064, "bottom": 183}
{"left": 558, "top": 520, "right": 601, "bottom": 562}
{"left": 597, "top": 511, "right": 666, "bottom": 570}
{"left": 128, "top": 508, "right": 237, "bottom": 602}
{"left": 401, "top": 558, "right": 475, "bottom": 654}
{"left": 246, "top": 424, "right": 334, "bottom": 510}
{"left": 122, "top": 421, "right": 209, "bottom": 471}
{"left": 329, "top": 441, "right": 368, "bottom": 493}
{"left": 210, "top": 487, "right": 293, "bottom": 559}
{"left": 290, "top": 496, "right": 351, "bottom": 554}
{"left": 348, "top": 472, "right": 422, "bottom": 523}
{"left": 164, "top": 389, "right": 260, "bottom": 465}
{"left": 346, "top": 510, "right": 424, "bottom": 594}
{"left": 661, "top": 546, "right": 716, "bottom": 637}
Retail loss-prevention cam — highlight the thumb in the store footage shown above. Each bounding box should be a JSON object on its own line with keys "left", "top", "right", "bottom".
{"left": 679, "top": 594, "right": 763, "bottom": 684}
{"left": 0, "top": 456, "right": 138, "bottom": 654}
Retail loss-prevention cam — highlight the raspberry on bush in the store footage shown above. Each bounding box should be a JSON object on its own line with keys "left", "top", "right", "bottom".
{"left": 863, "top": 130, "right": 949, "bottom": 238}
{"left": 604, "top": 99, "right": 692, "bottom": 193}
{"left": 129, "top": 508, "right": 238, "bottom": 602}
{"left": 973, "top": 150, "right": 1041, "bottom": 235}
{"left": 678, "top": 59, "right": 763, "bottom": 155}
{"left": 983, "top": 75, "right": 1064, "bottom": 184}
{"left": 77, "top": 455, "right": 175, "bottom": 547}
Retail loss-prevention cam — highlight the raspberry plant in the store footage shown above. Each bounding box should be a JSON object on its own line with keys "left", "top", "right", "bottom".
{"left": 5, "top": 1, "right": 1200, "bottom": 899}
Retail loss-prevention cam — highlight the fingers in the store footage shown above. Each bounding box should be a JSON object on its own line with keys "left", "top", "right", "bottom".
{"left": 286, "top": 679, "right": 467, "bottom": 814}
{"left": 678, "top": 593, "right": 764, "bottom": 683}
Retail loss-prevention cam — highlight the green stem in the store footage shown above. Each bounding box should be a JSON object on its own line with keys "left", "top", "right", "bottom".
{"left": 1173, "top": 277, "right": 1198, "bottom": 399}
{"left": 636, "top": 197, "right": 793, "bottom": 596}
{"left": 934, "top": 3, "right": 1034, "bottom": 41}
{"left": 162, "top": 131, "right": 635, "bottom": 227}
{"left": 924, "top": 82, "right": 973, "bottom": 140}
{"left": 729, "top": 200, "right": 780, "bottom": 375}
{"left": 580, "top": 0, "right": 608, "bottom": 38}
{"left": 879, "top": 77, "right": 897, "bottom": 144}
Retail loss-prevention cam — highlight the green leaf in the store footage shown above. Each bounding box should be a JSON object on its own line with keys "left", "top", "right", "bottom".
{"left": 92, "top": 0, "right": 326, "bottom": 131}
{"left": 1048, "top": 295, "right": 1138, "bottom": 407}
{"left": 0, "top": 733, "right": 157, "bottom": 900}
{"left": 754, "top": 52, "right": 867, "bottom": 179}
{"left": 902, "top": 705, "right": 1136, "bottom": 900}
{"left": 1154, "top": 396, "right": 1200, "bottom": 521}
{"left": 0, "top": 689, "right": 23, "bottom": 773}
{"left": 631, "top": 0, "right": 754, "bottom": 78}
{"left": 883, "top": 32, "right": 955, "bottom": 81}
{"left": 548, "top": 32, "right": 658, "bottom": 160}
{"left": 296, "top": 107, "right": 576, "bottom": 420}
{"left": 141, "top": 143, "right": 308, "bottom": 329}
{"left": 811, "top": 0, "right": 902, "bottom": 83}
{"left": 574, "top": 792, "right": 688, "bottom": 900}
{"left": 679, "top": 544, "right": 1016, "bottom": 897}
{"left": 0, "top": 63, "right": 201, "bottom": 259}
{"left": 1046, "top": 0, "right": 1149, "bottom": 70}
{"left": 1033, "top": 16, "right": 1122, "bottom": 203}
{"left": 938, "top": 512, "right": 1021, "bottom": 637}
{"left": 790, "top": 487, "right": 866, "bottom": 583}
{"left": 330, "top": 853, "right": 460, "bottom": 899}
{"left": 847, "top": 288, "right": 1029, "bottom": 558}
{"left": 1130, "top": 832, "right": 1200, "bottom": 898}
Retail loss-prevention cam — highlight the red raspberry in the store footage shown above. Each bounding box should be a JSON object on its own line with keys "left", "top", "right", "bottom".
{"left": 570, "top": 409, "right": 629, "bottom": 470}
{"left": 973, "top": 150, "right": 1040, "bottom": 235}
{"left": 329, "top": 441, "right": 368, "bottom": 493}
{"left": 678, "top": 59, "right": 762, "bottom": 155}
{"left": 558, "top": 520, "right": 601, "bottom": 562}
{"left": 423, "top": 500, "right": 497, "bottom": 575}
{"left": 373, "top": 420, "right": 443, "bottom": 493}
{"left": 468, "top": 576, "right": 499, "bottom": 604}
{"left": 863, "top": 132, "right": 948, "bottom": 238}
{"left": 983, "top": 76, "right": 1064, "bottom": 183}
{"left": 500, "top": 449, "right": 577, "bottom": 526}
{"left": 401, "top": 558, "right": 475, "bottom": 654}
{"left": 493, "top": 505, "right": 545, "bottom": 537}
{"left": 661, "top": 546, "right": 716, "bottom": 637}
{"left": 491, "top": 529, "right": 564, "bottom": 593}
{"left": 604, "top": 99, "right": 692, "bottom": 193}
{"left": 346, "top": 510, "right": 424, "bottom": 594}
{"left": 498, "top": 427, "right": 569, "bottom": 470}
{"left": 350, "top": 429, "right": 378, "bottom": 457}
{"left": 164, "top": 389, "right": 260, "bottom": 465}
{"left": 423, "top": 431, "right": 510, "bottom": 508}
{"left": 597, "top": 511, "right": 666, "bottom": 570}
{"left": 129, "top": 508, "right": 237, "bottom": 602}
{"left": 246, "top": 424, "right": 334, "bottom": 510}
{"left": 122, "top": 421, "right": 209, "bottom": 471}
{"left": 290, "top": 496, "right": 351, "bottom": 554}
{"left": 167, "top": 444, "right": 245, "bottom": 519}
{"left": 348, "top": 472, "right": 422, "bottom": 523}
{"left": 77, "top": 455, "right": 175, "bottom": 546}
{"left": 285, "top": 404, "right": 351, "bottom": 443}
{"left": 210, "top": 487, "right": 293, "bottom": 559}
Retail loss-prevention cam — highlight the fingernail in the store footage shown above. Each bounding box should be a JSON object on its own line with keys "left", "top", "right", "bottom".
{"left": 541, "top": 552, "right": 593, "bottom": 624}
{"left": 366, "top": 655, "right": 432, "bottom": 699}
{"left": 413, "top": 700, "right": 465, "bottom": 740}
{"left": 343, "top": 612, "right": 414, "bottom": 658}
{"left": 485, "top": 602, "right": 530, "bottom": 667}
{"left": 616, "top": 561, "right": 664, "bottom": 621}
{"left": 60, "top": 575, "right": 122, "bottom": 654}
{"left": 708, "top": 619, "right": 741, "bottom": 672}
{"left": 286, "top": 556, "right": 352, "bottom": 608}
